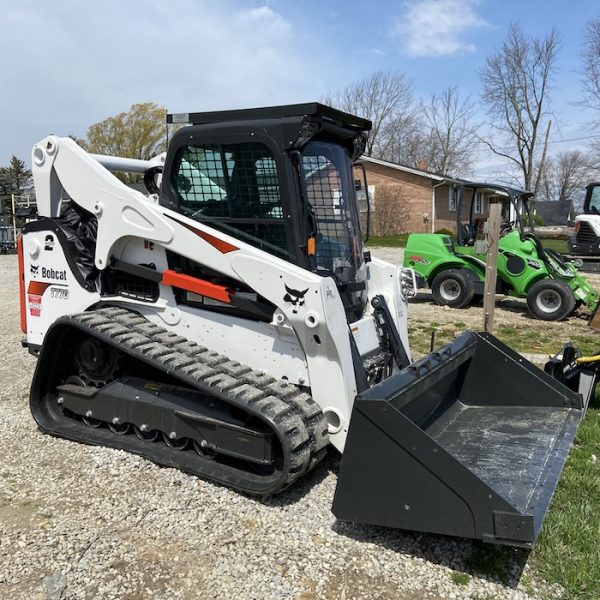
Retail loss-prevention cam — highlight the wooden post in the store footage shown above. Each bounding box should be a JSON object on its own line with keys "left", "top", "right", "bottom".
{"left": 483, "top": 202, "right": 502, "bottom": 333}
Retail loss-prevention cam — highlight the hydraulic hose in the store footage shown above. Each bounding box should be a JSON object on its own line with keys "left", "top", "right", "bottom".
{"left": 576, "top": 354, "right": 600, "bottom": 364}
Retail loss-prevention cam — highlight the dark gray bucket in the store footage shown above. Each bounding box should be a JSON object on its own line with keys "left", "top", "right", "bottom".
{"left": 332, "top": 332, "right": 587, "bottom": 547}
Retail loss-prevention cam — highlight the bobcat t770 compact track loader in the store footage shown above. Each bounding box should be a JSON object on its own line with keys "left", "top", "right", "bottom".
{"left": 18, "top": 104, "right": 596, "bottom": 547}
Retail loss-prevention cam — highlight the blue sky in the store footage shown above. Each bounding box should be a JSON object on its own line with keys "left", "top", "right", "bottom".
{"left": 1, "top": 0, "right": 599, "bottom": 179}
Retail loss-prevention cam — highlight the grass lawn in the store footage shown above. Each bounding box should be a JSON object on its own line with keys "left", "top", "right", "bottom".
{"left": 365, "top": 234, "right": 409, "bottom": 248}
{"left": 408, "top": 319, "right": 600, "bottom": 599}
{"left": 540, "top": 238, "right": 569, "bottom": 253}
{"left": 533, "top": 406, "right": 600, "bottom": 600}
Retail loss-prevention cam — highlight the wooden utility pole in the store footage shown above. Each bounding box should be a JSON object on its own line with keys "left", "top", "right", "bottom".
{"left": 483, "top": 202, "right": 502, "bottom": 333}
{"left": 534, "top": 120, "right": 552, "bottom": 197}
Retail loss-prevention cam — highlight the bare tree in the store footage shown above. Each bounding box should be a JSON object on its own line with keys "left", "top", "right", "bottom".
{"left": 480, "top": 24, "right": 560, "bottom": 193}
{"left": 581, "top": 17, "right": 600, "bottom": 162}
{"left": 323, "top": 71, "right": 419, "bottom": 161}
{"left": 538, "top": 150, "right": 592, "bottom": 203}
{"left": 582, "top": 17, "right": 600, "bottom": 113}
{"left": 381, "top": 115, "right": 428, "bottom": 167}
{"left": 419, "top": 86, "right": 478, "bottom": 176}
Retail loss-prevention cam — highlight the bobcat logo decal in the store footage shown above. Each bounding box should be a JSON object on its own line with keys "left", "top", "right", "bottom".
{"left": 283, "top": 284, "right": 308, "bottom": 314}
{"left": 30, "top": 265, "right": 39, "bottom": 276}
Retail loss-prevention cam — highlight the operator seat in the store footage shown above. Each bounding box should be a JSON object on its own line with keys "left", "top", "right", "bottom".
{"left": 461, "top": 223, "right": 476, "bottom": 246}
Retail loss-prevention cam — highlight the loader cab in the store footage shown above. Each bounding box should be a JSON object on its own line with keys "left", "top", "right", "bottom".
{"left": 160, "top": 103, "right": 372, "bottom": 319}
{"left": 455, "top": 183, "right": 534, "bottom": 247}
{"left": 569, "top": 183, "right": 600, "bottom": 256}
{"left": 582, "top": 182, "right": 600, "bottom": 214}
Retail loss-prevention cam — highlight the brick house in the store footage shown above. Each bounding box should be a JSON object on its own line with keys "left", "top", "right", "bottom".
{"left": 355, "top": 156, "right": 514, "bottom": 236}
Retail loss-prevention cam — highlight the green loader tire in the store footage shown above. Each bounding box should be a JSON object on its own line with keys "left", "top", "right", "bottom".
{"left": 431, "top": 269, "right": 475, "bottom": 309}
{"left": 526, "top": 279, "right": 576, "bottom": 321}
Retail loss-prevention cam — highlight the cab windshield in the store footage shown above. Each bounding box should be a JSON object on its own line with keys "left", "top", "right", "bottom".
{"left": 588, "top": 185, "right": 600, "bottom": 213}
{"left": 301, "top": 140, "right": 364, "bottom": 283}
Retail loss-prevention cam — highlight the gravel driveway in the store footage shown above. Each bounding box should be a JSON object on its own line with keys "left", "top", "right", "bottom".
{"left": 0, "top": 254, "right": 560, "bottom": 599}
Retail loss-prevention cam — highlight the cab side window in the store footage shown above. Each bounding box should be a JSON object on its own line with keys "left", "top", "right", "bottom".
{"left": 173, "top": 143, "right": 288, "bottom": 257}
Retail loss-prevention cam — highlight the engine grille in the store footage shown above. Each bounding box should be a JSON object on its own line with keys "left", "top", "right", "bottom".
{"left": 102, "top": 270, "right": 159, "bottom": 302}
{"left": 576, "top": 221, "right": 598, "bottom": 244}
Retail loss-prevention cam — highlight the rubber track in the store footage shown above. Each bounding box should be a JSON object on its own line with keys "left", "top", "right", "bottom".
{"left": 53, "top": 307, "right": 328, "bottom": 493}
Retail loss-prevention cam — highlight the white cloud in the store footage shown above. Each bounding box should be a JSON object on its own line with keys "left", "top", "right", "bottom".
{"left": 358, "top": 47, "right": 387, "bottom": 57}
{"left": 392, "top": 0, "right": 488, "bottom": 58}
{"left": 0, "top": 1, "right": 337, "bottom": 164}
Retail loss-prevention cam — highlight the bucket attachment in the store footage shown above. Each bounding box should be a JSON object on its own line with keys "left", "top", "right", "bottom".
{"left": 332, "top": 332, "right": 587, "bottom": 547}
{"left": 589, "top": 301, "right": 600, "bottom": 330}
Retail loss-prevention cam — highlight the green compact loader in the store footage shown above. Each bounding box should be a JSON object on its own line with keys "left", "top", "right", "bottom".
{"left": 404, "top": 183, "right": 598, "bottom": 321}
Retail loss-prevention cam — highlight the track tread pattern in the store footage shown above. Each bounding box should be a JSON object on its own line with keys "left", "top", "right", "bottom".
{"left": 60, "top": 307, "right": 328, "bottom": 493}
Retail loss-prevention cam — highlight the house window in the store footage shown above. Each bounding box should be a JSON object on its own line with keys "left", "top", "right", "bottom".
{"left": 474, "top": 192, "right": 484, "bottom": 214}
{"left": 448, "top": 187, "right": 457, "bottom": 212}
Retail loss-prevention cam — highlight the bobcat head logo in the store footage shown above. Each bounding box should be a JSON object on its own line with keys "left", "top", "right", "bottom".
{"left": 284, "top": 284, "right": 308, "bottom": 314}
{"left": 30, "top": 265, "right": 39, "bottom": 276}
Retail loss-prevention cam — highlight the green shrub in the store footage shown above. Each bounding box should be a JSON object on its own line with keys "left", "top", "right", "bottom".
{"left": 522, "top": 214, "right": 544, "bottom": 227}
{"left": 434, "top": 228, "right": 456, "bottom": 238}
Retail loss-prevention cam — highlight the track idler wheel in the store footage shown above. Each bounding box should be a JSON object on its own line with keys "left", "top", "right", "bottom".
{"left": 108, "top": 420, "right": 130, "bottom": 435}
{"left": 162, "top": 432, "right": 189, "bottom": 450}
{"left": 192, "top": 439, "right": 217, "bottom": 459}
{"left": 82, "top": 413, "right": 102, "bottom": 428}
{"left": 134, "top": 425, "right": 160, "bottom": 442}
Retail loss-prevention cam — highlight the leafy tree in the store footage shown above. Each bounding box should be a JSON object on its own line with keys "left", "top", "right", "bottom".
{"left": 480, "top": 24, "right": 559, "bottom": 193}
{"left": 83, "top": 102, "right": 167, "bottom": 183}
{"left": 0, "top": 156, "right": 32, "bottom": 194}
{"left": 0, "top": 156, "right": 32, "bottom": 215}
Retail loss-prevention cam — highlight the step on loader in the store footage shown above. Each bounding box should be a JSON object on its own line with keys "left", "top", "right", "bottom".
{"left": 19, "top": 103, "right": 597, "bottom": 547}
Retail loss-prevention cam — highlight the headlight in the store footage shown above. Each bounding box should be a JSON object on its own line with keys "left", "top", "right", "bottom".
{"left": 400, "top": 268, "right": 418, "bottom": 298}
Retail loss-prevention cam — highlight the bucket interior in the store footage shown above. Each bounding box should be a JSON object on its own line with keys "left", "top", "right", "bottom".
{"left": 387, "top": 333, "right": 582, "bottom": 516}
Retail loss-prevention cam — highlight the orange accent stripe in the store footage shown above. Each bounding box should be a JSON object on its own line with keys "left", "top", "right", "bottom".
{"left": 161, "top": 270, "right": 232, "bottom": 304}
{"left": 17, "top": 236, "right": 26, "bottom": 333}
{"left": 195, "top": 229, "right": 239, "bottom": 254}
{"left": 27, "top": 281, "right": 52, "bottom": 296}
{"left": 166, "top": 215, "right": 238, "bottom": 254}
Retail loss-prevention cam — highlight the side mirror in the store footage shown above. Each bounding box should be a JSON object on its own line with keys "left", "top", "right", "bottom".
{"left": 144, "top": 166, "right": 164, "bottom": 195}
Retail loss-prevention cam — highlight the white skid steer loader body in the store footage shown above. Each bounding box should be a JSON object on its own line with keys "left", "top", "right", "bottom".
{"left": 25, "top": 136, "right": 413, "bottom": 452}
{"left": 22, "top": 105, "right": 594, "bottom": 547}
